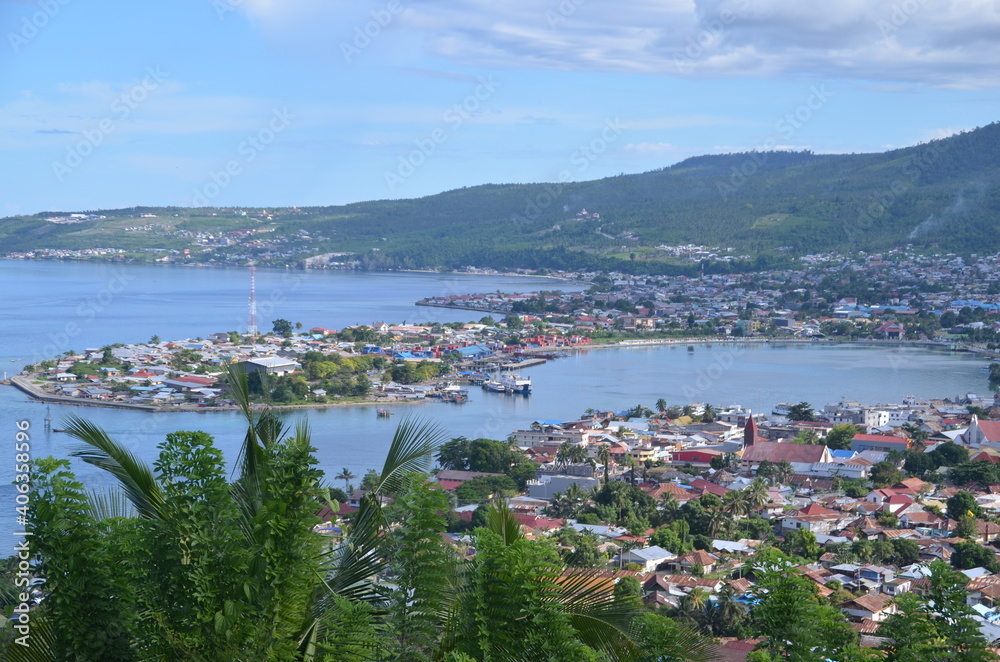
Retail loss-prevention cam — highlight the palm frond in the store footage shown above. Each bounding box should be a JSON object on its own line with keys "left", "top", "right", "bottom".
{"left": 485, "top": 499, "right": 523, "bottom": 546}
{"left": 4, "top": 613, "right": 58, "bottom": 662}
{"left": 64, "top": 415, "right": 164, "bottom": 520}
{"left": 630, "top": 622, "right": 721, "bottom": 662}
{"left": 224, "top": 363, "right": 265, "bottom": 483}
{"left": 86, "top": 487, "right": 137, "bottom": 520}
{"left": 371, "top": 417, "right": 445, "bottom": 496}
{"left": 320, "top": 493, "right": 388, "bottom": 605}
{"left": 555, "top": 570, "right": 640, "bottom": 661}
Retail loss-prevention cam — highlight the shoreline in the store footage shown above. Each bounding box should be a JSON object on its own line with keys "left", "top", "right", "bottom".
{"left": 397, "top": 268, "right": 581, "bottom": 285}
{"left": 9, "top": 337, "right": 989, "bottom": 414}
{"left": 1, "top": 257, "right": 583, "bottom": 286}
{"left": 8, "top": 375, "right": 431, "bottom": 414}
{"left": 517, "top": 336, "right": 966, "bottom": 355}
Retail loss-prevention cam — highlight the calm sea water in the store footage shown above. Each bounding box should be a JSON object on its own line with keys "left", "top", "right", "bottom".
{"left": 0, "top": 260, "right": 992, "bottom": 539}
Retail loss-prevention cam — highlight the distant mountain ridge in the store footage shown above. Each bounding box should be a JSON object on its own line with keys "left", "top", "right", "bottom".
{"left": 3, "top": 122, "right": 999, "bottom": 274}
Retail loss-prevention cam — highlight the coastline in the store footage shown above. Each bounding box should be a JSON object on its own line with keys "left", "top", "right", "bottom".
{"left": 397, "top": 268, "right": 580, "bottom": 284}
{"left": 1, "top": 257, "right": 583, "bottom": 286}
{"left": 8, "top": 336, "right": 986, "bottom": 415}
{"left": 8, "top": 375, "right": 430, "bottom": 414}
{"left": 517, "top": 336, "right": 964, "bottom": 355}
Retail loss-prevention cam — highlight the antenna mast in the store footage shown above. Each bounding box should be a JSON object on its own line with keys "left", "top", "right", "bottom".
{"left": 248, "top": 262, "right": 258, "bottom": 337}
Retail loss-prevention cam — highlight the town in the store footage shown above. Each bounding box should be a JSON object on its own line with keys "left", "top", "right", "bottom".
{"left": 371, "top": 393, "right": 1000, "bottom": 657}
{"left": 420, "top": 247, "right": 1000, "bottom": 346}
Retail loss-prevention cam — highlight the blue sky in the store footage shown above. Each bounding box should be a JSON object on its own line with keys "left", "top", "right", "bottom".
{"left": 2, "top": 0, "right": 1000, "bottom": 215}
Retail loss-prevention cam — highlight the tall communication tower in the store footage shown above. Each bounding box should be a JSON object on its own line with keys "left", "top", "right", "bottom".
{"left": 248, "top": 262, "right": 258, "bottom": 337}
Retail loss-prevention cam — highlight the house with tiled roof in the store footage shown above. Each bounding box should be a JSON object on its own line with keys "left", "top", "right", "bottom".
{"left": 780, "top": 503, "right": 855, "bottom": 535}
{"left": 740, "top": 441, "right": 832, "bottom": 473}
{"left": 668, "top": 549, "right": 719, "bottom": 574}
{"left": 899, "top": 510, "right": 949, "bottom": 530}
{"left": 841, "top": 592, "right": 898, "bottom": 622}
{"left": 715, "top": 638, "right": 763, "bottom": 662}
{"left": 974, "top": 519, "right": 1000, "bottom": 543}
{"left": 644, "top": 482, "right": 695, "bottom": 502}
{"left": 965, "top": 575, "right": 1000, "bottom": 608}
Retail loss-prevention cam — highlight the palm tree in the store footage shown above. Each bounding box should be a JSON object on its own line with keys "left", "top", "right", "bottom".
{"left": 702, "top": 404, "right": 716, "bottom": 423}
{"left": 746, "top": 478, "right": 770, "bottom": 513}
{"left": 336, "top": 467, "right": 356, "bottom": 493}
{"left": 659, "top": 493, "right": 681, "bottom": 524}
{"left": 625, "top": 454, "right": 638, "bottom": 486}
{"left": 655, "top": 398, "right": 668, "bottom": 415}
{"left": 704, "top": 585, "right": 745, "bottom": 636}
{"left": 439, "top": 500, "right": 719, "bottom": 661}
{"left": 775, "top": 459, "right": 794, "bottom": 485}
{"left": 707, "top": 507, "right": 729, "bottom": 538}
{"left": 722, "top": 489, "right": 750, "bottom": 520}
{"left": 597, "top": 443, "right": 611, "bottom": 486}
{"left": 31, "top": 363, "right": 447, "bottom": 661}
{"left": 676, "top": 587, "right": 711, "bottom": 626}
{"left": 557, "top": 442, "right": 587, "bottom": 467}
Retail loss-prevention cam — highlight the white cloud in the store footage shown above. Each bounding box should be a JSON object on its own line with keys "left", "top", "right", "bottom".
{"left": 236, "top": 0, "right": 1000, "bottom": 87}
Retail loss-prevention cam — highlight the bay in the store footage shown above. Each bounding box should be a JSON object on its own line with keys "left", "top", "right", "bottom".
{"left": 0, "top": 260, "right": 992, "bottom": 540}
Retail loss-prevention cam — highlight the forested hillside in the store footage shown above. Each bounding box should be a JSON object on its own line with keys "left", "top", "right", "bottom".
{"left": 3, "top": 122, "right": 999, "bottom": 274}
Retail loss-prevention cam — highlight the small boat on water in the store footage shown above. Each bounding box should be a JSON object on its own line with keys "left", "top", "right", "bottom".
{"left": 376, "top": 408, "right": 391, "bottom": 418}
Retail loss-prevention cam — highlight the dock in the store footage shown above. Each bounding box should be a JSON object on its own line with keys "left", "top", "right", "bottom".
{"left": 506, "top": 358, "right": 546, "bottom": 369}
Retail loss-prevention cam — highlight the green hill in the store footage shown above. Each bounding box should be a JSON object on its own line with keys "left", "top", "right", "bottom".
{"left": 4, "top": 122, "right": 1000, "bottom": 274}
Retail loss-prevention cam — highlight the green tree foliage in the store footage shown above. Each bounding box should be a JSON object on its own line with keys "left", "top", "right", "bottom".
{"left": 592, "top": 482, "right": 658, "bottom": 528}
{"left": 272, "top": 318, "right": 294, "bottom": 336}
{"left": 952, "top": 541, "right": 999, "bottom": 572}
{"left": 552, "top": 526, "right": 608, "bottom": 568}
{"left": 779, "top": 528, "right": 820, "bottom": 561}
{"left": 933, "top": 441, "right": 971, "bottom": 467}
{"left": 880, "top": 561, "right": 998, "bottom": 662}
{"left": 435, "top": 437, "right": 536, "bottom": 487}
{"left": 790, "top": 429, "right": 820, "bottom": 445}
{"left": 749, "top": 560, "right": 873, "bottom": 662}
{"left": 786, "top": 402, "right": 816, "bottom": 422}
{"left": 455, "top": 475, "right": 518, "bottom": 503}
{"left": 27, "top": 458, "right": 137, "bottom": 661}
{"left": 947, "top": 491, "right": 983, "bottom": 521}
{"left": 955, "top": 515, "right": 980, "bottom": 540}
{"left": 948, "top": 461, "right": 1000, "bottom": 486}
{"left": 650, "top": 520, "right": 693, "bottom": 555}
{"left": 25, "top": 421, "right": 325, "bottom": 661}
{"left": 384, "top": 477, "right": 456, "bottom": 662}
{"left": 387, "top": 360, "right": 448, "bottom": 384}
{"left": 825, "top": 424, "right": 859, "bottom": 451}
{"left": 870, "top": 461, "right": 904, "bottom": 488}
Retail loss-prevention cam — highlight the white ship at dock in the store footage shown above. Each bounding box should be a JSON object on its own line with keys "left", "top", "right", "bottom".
{"left": 482, "top": 373, "right": 531, "bottom": 394}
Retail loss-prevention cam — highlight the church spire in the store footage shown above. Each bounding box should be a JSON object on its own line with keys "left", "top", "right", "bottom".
{"left": 744, "top": 414, "right": 758, "bottom": 446}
